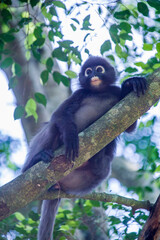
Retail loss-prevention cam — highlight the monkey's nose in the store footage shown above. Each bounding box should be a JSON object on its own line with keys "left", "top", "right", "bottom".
{"left": 91, "top": 76, "right": 102, "bottom": 86}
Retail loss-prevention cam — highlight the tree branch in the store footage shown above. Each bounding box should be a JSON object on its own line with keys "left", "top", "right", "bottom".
{"left": 138, "top": 195, "right": 160, "bottom": 240}
{"left": 39, "top": 190, "right": 152, "bottom": 212}
{"left": 0, "top": 69, "right": 160, "bottom": 220}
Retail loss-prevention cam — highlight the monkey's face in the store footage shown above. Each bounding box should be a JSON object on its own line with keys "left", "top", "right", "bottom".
{"left": 79, "top": 56, "right": 116, "bottom": 92}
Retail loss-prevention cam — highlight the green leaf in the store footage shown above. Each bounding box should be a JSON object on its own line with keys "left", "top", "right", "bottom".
{"left": 15, "top": 63, "right": 22, "bottom": 76}
{"left": 0, "top": 33, "right": 15, "bottom": 42}
{"left": 143, "top": 43, "right": 153, "bottom": 51}
{"left": 65, "top": 70, "right": 77, "bottom": 78}
{"left": 106, "top": 55, "right": 115, "bottom": 61}
{"left": 71, "top": 18, "right": 80, "bottom": 25}
{"left": 33, "top": 37, "right": 45, "bottom": 47}
{"left": 155, "top": 52, "right": 160, "bottom": 59}
{"left": 14, "top": 106, "right": 25, "bottom": 120}
{"left": 53, "top": 1, "right": 66, "bottom": 9}
{"left": 14, "top": 212, "right": 25, "bottom": 221}
{"left": 46, "top": 57, "right": 54, "bottom": 72}
{"left": 31, "top": 45, "right": 41, "bottom": 60}
{"left": 135, "top": 62, "right": 149, "bottom": 69}
{"left": 30, "top": 0, "right": 40, "bottom": 7}
{"left": 49, "top": 6, "right": 57, "bottom": 16}
{"left": 114, "top": 10, "right": 130, "bottom": 20}
{"left": 25, "top": 50, "right": 31, "bottom": 61}
{"left": 119, "top": 22, "right": 131, "bottom": 33}
{"left": 137, "top": 2, "right": 149, "bottom": 16}
{"left": 48, "top": 30, "right": 54, "bottom": 41}
{"left": 60, "top": 225, "right": 70, "bottom": 231}
{"left": 156, "top": 43, "right": 160, "bottom": 53}
{"left": 52, "top": 47, "right": 68, "bottom": 62}
{"left": 2, "top": 0, "right": 12, "bottom": 4}
{"left": 0, "top": 40, "right": 4, "bottom": 50}
{"left": 155, "top": 165, "right": 160, "bottom": 172}
{"left": 83, "top": 33, "right": 90, "bottom": 42}
{"left": 41, "top": 70, "right": 49, "bottom": 84}
{"left": 115, "top": 44, "right": 122, "bottom": 57}
{"left": 125, "top": 67, "right": 138, "bottom": 73}
{"left": 25, "top": 98, "right": 38, "bottom": 121}
{"left": 34, "top": 27, "right": 42, "bottom": 38}
{"left": 58, "top": 40, "right": 73, "bottom": 48}
{"left": 1, "top": 57, "right": 13, "bottom": 68}
{"left": 147, "top": 0, "right": 160, "bottom": 10}
{"left": 50, "top": 21, "right": 61, "bottom": 29}
{"left": 120, "top": 33, "right": 132, "bottom": 41}
{"left": 1, "top": 9, "right": 12, "bottom": 22}
{"left": 41, "top": 6, "right": 52, "bottom": 21}
{"left": 35, "top": 92, "right": 47, "bottom": 106}
{"left": 85, "top": 48, "right": 90, "bottom": 55}
{"left": 18, "top": 17, "right": 32, "bottom": 27}
{"left": 9, "top": 76, "right": 18, "bottom": 89}
{"left": 70, "top": 54, "right": 81, "bottom": 64}
{"left": 90, "top": 200, "right": 100, "bottom": 207}
{"left": 100, "top": 40, "right": 111, "bottom": 54}
{"left": 11, "top": 63, "right": 22, "bottom": 77}
{"left": 82, "top": 15, "right": 93, "bottom": 30}
{"left": 53, "top": 71, "right": 70, "bottom": 86}
{"left": 29, "top": 211, "right": 39, "bottom": 221}
{"left": 109, "top": 216, "right": 121, "bottom": 225}
{"left": 109, "top": 24, "right": 119, "bottom": 44}
{"left": 70, "top": 24, "right": 76, "bottom": 31}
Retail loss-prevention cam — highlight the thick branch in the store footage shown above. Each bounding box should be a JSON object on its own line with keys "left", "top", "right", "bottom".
{"left": 0, "top": 69, "right": 160, "bottom": 220}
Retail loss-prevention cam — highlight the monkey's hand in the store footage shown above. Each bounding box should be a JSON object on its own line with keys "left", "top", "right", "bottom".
{"left": 63, "top": 123, "right": 79, "bottom": 162}
{"left": 121, "top": 77, "right": 147, "bottom": 98}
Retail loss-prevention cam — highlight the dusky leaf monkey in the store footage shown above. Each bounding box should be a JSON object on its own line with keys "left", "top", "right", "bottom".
{"left": 22, "top": 56, "right": 147, "bottom": 240}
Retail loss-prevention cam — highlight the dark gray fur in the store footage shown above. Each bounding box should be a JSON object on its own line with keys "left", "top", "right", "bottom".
{"left": 22, "top": 56, "right": 147, "bottom": 240}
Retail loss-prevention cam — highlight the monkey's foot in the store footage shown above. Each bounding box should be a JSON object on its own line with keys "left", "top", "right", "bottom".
{"left": 32, "top": 149, "right": 54, "bottom": 165}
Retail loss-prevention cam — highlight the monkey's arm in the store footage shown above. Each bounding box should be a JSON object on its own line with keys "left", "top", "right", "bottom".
{"left": 22, "top": 89, "right": 86, "bottom": 172}
{"left": 50, "top": 89, "right": 87, "bottom": 161}
{"left": 120, "top": 77, "right": 147, "bottom": 133}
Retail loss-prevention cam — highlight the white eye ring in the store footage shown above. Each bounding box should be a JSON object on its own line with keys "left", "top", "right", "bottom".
{"left": 85, "top": 67, "right": 92, "bottom": 77}
{"left": 96, "top": 65, "right": 105, "bottom": 73}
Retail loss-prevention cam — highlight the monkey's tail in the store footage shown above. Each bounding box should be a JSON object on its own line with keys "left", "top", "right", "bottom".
{"left": 38, "top": 199, "right": 61, "bottom": 240}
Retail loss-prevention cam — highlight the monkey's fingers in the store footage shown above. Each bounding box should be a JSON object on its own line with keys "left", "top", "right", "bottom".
{"left": 134, "top": 77, "right": 147, "bottom": 97}
{"left": 65, "top": 135, "right": 79, "bottom": 162}
{"left": 139, "top": 77, "right": 147, "bottom": 95}
{"left": 65, "top": 136, "right": 79, "bottom": 162}
{"left": 72, "top": 136, "right": 79, "bottom": 160}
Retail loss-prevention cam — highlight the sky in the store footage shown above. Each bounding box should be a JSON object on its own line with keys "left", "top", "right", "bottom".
{"left": 0, "top": 71, "right": 27, "bottom": 184}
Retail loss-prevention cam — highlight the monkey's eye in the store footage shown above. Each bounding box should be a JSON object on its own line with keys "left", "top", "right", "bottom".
{"left": 85, "top": 67, "right": 92, "bottom": 77}
{"left": 96, "top": 65, "right": 105, "bottom": 73}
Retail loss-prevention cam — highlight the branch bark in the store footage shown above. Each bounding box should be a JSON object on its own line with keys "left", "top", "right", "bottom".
{"left": 138, "top": 195, "right": 160, "bottom": 240}
{"left": 39, "top": 190, "right": 152, "bottom": 212}
{"left": 0, "top": 68, "right": 160, "bottom": 221}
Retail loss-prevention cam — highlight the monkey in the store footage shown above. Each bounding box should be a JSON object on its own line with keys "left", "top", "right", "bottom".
{"left": 22, "top": 56, "right": 147, "bottom": 240}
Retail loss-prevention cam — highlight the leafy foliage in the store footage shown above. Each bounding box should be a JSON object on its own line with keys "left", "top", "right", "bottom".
{"left": 0, "top": 211, "right": 39, "bottom": 239}
{"left": 0, "top": 0, "right": 160, "bottom": 239}
{"left": 0, "top": 133, "right": 20, "bottom": 172}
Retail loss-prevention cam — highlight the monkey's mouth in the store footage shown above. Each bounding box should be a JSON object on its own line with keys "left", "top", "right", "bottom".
{"left": 91, "top": 76, "right": 102, "bottom": 86}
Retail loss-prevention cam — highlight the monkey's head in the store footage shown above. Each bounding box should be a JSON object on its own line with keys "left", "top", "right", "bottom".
{"left": 79, "top": 56, "right": 116, "bottom": 92}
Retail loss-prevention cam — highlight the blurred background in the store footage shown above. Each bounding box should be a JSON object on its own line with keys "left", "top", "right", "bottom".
{"left": 0, "top": 0, "right": 160, "bottom": 239}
